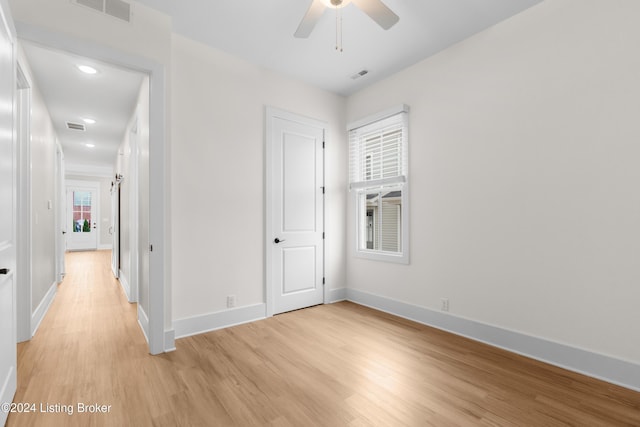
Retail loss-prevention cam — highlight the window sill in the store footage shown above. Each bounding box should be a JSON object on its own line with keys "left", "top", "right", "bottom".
{"left": 354, "top": 249, "right": 409, "bottom": 264}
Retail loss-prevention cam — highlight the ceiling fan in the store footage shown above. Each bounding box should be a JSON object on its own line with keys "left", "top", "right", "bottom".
{"left": 294, "top": 0, "right": 400, "bottom": 39}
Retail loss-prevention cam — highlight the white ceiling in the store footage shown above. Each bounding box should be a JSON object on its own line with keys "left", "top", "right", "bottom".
{"left": 21, "top": 42, "right": 144, "bottom": 173}
{"left": 19, "top": 0, "right": 542, "bottom": 172}
{"left": 134, "top": 0, "right": 543, "bottom": 95}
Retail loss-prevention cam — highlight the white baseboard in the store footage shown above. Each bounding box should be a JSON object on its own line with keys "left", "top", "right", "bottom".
{"left": 345, "top": 288, "right": 640, "bottom": 392}
{"left": 31, "top": 281, "right": 57, "bottom": 337}
{"left": 164, "top": 329, "right": 176, "bottom": 352}
{"left": 138, "top": 305, "right": 149, "bottom": 343}
{"left": 138, "top": 306, "right": 176, "bottom": 353}
{"left": 118, "top": 270, "right": 131, "bottom": 302}
{"left": 98, "top": 244, "right": 112, "bottom": 250}
{"left": 173, "top": 303, "right": 266, "bottom": 339}
{"left": 0, "top": 366, "right": 16, "bottom": 426}
{"left": 328, "top": 287, "right": 347, "bottom": 303}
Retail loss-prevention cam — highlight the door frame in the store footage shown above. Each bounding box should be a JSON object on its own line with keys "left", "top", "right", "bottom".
{"left": 16, "top": 23, "right": 170, "bottom": 354}
{"left": 0, "top": 0, "right": 16, "bottom": 422}
{"left": 55, "top": 144, "right": 65, "bottom": 282}
{"left": 66, "top": 180, "right": 100, "bottom": 251}
{"left": 265, "top": 106, "right": 326, "bottom": 317}
{"left": 110, "top": 176, "right": 121, "bottom": 278}
{"left": 15, "top": 62, "right": 31, "bottom": 343}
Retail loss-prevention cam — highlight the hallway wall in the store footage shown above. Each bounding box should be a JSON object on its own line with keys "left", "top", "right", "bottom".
{"left": 17, "top": 46, "right": 58, "bottom": 315}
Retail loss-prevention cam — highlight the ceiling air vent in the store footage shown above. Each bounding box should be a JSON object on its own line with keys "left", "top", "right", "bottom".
{"left": 351, "top": 69, "right": 369, "bottom": 80}
{"left": 66, "top": 121, "right": 86, "bottom": 131}
{"left": 73, "top": 0, "right": 131, "bottom": 23}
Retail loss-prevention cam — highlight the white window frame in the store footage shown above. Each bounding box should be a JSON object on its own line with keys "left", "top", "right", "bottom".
{"left": 348, "top": 105, "right": 409, "bottom": 264}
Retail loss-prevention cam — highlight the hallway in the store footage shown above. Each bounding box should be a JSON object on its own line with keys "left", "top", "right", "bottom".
{"left": 9, "top": 251, "right": 153, "bottom": 426}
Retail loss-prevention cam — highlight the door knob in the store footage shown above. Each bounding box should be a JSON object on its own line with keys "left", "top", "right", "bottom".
{"left": 274, "top": 238, "right": 286, "bottom": 244}
{"left": 0, "top": 268, "right": 9, "bottom": 275}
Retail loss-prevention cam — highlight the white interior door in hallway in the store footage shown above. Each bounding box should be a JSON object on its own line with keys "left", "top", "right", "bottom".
{"left": 266, "top": 108, "right": 325, "bottom": 315}
{"left": 66, "top": 181, "right": 99, "bottom": 251}
{"left": 0, "top": 1, "right": 17, "bottom": 423}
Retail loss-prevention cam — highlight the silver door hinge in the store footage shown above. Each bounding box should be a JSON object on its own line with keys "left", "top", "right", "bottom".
{"left": 322, "top": 141, "right": 325, "bottom": 148}
{"left": 322, "top": 232, "right": 325, "bottom": 239}
{"left": 322, "top": 277, "right": 325, "bottom": 285}
{"left": 321, "top": 187, "right": 325, "bottom": 194}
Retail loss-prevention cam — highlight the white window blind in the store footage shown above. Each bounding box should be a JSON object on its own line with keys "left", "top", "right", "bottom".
{"left": 349, "top": 107, "right": 408, "bottom": 190}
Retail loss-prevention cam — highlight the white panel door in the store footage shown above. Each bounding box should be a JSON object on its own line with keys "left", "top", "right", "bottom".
{"left": 267, "top": 108, "right": 324, "bottom": 315}
{"left": 0, "top": 2, "right": 16, "bottom": 424}
{"left": 66, "top": 184, "right": 98, "bottom": 251}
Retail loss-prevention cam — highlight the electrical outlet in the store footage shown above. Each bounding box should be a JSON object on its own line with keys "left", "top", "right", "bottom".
{"left": 226, "top": 295, "right": 236, "bottom": 308}
{"left": 440, "top": 298, "right": 449, "bottom": 312}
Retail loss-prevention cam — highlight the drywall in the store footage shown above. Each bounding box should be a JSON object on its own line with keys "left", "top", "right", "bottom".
{"left": 171, "top": 34, "right": 347, "bottom": 321}
{"left": 114, "top": 76, "right": 149, "bottom": 305}
{"left": 19, "top": 48, "right": 57, "bottom": 314}
{"left": 8, "top": 0, "right": 171, "bottom": 66}
{"left": 136, "top": 76, "right": 150, "bottom": 316}
{"left": 346, "top": 0, "right": 640, "bottom": 364}
{"left": 116, "top": 130, "right": 132, "bottom": 284}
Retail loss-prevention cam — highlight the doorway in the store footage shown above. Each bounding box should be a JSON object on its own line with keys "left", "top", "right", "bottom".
{"left": 15, "top": 27, "right": 168, "bottom": 353}
{"left": 266, "top": 107, "right": 326, "bottom": 316}
{"left": 66, "top": 181, "right": 99, "bottom": 251}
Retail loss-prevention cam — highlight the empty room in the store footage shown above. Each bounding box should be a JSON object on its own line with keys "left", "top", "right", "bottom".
{"left": 0, "top": 0, "right": 639, "bottom": 425}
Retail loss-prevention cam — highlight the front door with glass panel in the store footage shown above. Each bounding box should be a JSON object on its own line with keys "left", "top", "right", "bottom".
{"left": 66, "top": 184, "right": 98, "bottom": 251}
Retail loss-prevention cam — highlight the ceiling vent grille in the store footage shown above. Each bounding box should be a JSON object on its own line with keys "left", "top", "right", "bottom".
{"left": 66, "top": 122, "right": 86, "bottom": 131}
{"left": 351, "top": 69, "right": 369, "bottom": 80}
{"left": 74, "top": 0, "right": 131, "bottom": 23}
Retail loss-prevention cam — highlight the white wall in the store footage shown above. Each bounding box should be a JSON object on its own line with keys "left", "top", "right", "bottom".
{"left": 136, "top": 76, "right": 150, "bottom": 315}
{"left": 116, "top": 109, "right": 133, "bottom": 286}
{"left": 114, "top": 77, "right": 149, "bottom": 306}
{"left": 17, "top": 47, "right": 58, "bottom": 313}
{"left": 346, "top": 0, "right": 640, "bottom": 365}
{"left": 8, "top": 0, "right": 171, "bottom": 65}
{"left": 170, "top": 34, "right": 347, "bottom": 321}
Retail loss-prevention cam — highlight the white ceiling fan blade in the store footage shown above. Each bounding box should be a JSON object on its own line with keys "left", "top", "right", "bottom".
{"left": 351, "top": 0, "right": 399, "bottom": 30}
{"left": 294, "top": 0, "right": 327, "bottom": 38}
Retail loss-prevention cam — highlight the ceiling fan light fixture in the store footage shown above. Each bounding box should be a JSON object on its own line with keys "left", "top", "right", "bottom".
{"left": 295, "top": 0, "right": 399, "bottom": 41}
{"left": 321, "top": 0, "right": 351, "bottom": 8}
{"left": 77, "top": 65, "right": 98, "bottom": 75}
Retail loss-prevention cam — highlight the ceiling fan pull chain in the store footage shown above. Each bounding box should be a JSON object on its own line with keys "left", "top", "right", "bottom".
{"left": 339, "top": 6, "right": 343, "bottom": 52}
{"left": 334, "top": 4, "right": 343, "bottom": 53}
{"left": 335, "top": 5, "right": 339, "bottom": 51}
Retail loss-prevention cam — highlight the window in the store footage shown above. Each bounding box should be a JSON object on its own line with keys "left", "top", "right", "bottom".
{"left": 349, "top": 105, "right": 409, "bottom": 263}
{"left": 72, "top": 191, "right": 92, "bottom": 233}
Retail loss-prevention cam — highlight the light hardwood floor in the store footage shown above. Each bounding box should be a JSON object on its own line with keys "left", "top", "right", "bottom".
{"left": 7, "top": 250, "right": 640, "bottom": 426}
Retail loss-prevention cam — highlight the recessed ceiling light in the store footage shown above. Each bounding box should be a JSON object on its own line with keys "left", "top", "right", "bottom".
{"left": 85, "top": 143, "right": 95, "bottom": 148}
{"left": 77, "top": 65, "right": 98, "bottom": 74}
{"left": 83, "top": 118, "right": 96, "bottom": 124}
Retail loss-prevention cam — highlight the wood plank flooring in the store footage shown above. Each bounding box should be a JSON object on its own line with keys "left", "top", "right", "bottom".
{"left": 7, "top": 250, "right": 640, "bottom": 426}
